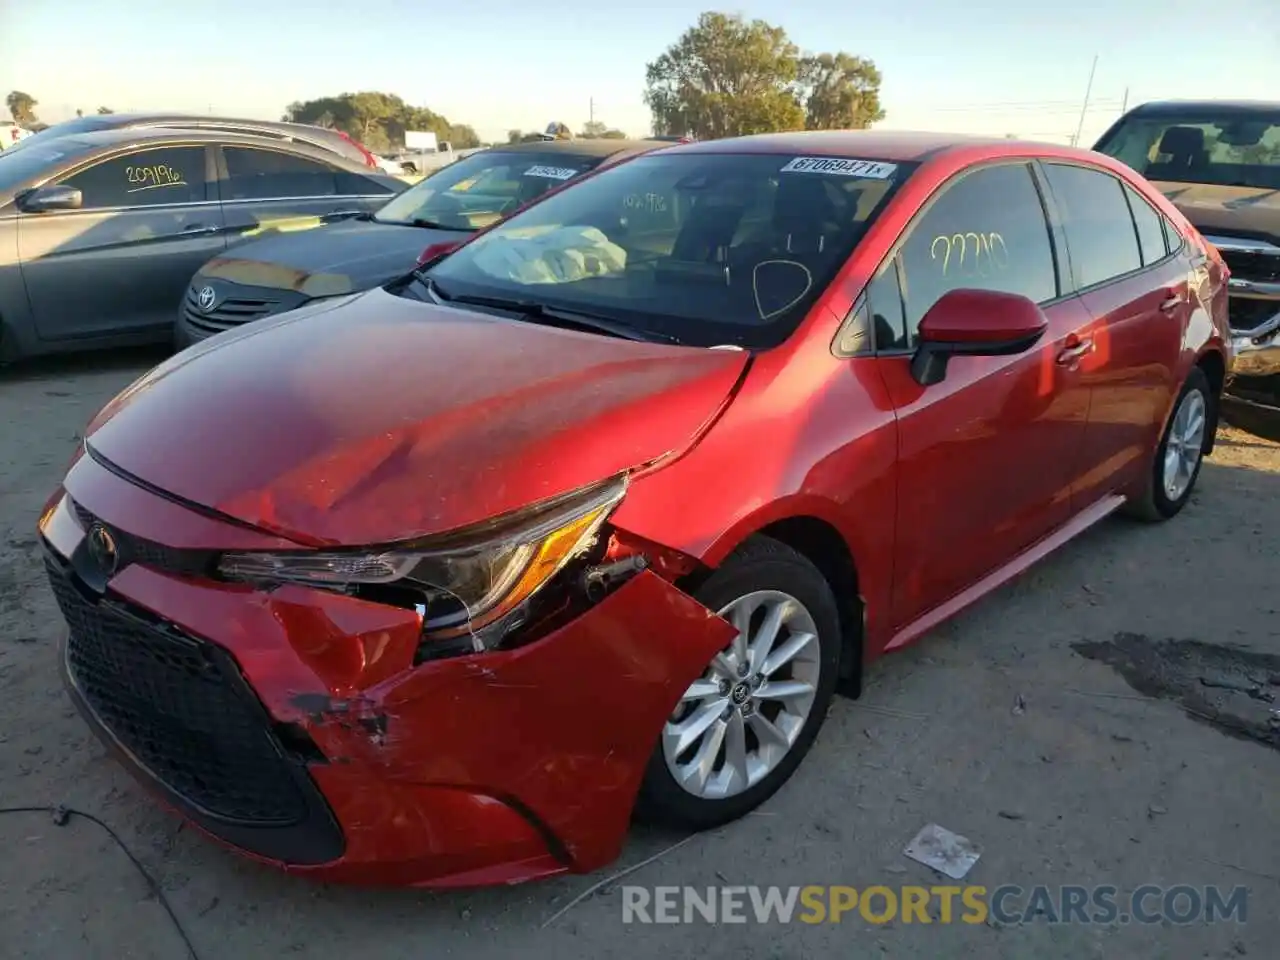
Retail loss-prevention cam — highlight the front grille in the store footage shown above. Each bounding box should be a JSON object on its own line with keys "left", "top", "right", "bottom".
{"left": 1228, "top": 297, "right": 1280, "bottom": 334}
{"left": 48, "top": 555, "right": 309, "bottom": 824}
{"left": 69, "top": 498, "right": 212, "bottom": 578}
{"left": 1221, "top": 249, "right": 1280, "bottom": 285}
{"left": 182, "top": 285, "right": 283, "bottom": 336}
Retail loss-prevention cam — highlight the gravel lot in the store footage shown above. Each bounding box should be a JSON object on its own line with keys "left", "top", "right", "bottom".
{"left": 2, "top": 349, "right": 1278, "bottom": 960}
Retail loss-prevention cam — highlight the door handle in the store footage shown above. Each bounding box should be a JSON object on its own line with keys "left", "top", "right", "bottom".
{"left": 181, "top": 224, "right": 218, "bottom": 235}
{"left": 324, "top": 209, "right": 362, "bottom": 220}
{"left": 1159, "top": 293, "right": 1186, "bottom": 313}
{"left": 1056, "top": 337, "right": 1094, "bottom": 365}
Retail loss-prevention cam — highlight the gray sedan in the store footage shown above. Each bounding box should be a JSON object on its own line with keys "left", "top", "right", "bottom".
{"left": 0, "top": 127, "right": 403, "bottom": 362}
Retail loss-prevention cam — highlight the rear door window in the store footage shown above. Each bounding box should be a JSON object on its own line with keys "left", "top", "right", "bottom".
{"left": 57, "top": 146, "right": 207, "bottom": 208}
{"left": 222, "top": 146, "right": 338, "bottom": 200}
{"left": 1042, "top": 163, "right": 1143, "bottom": 290}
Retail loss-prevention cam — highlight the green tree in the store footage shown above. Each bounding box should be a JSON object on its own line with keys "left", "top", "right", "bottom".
{"left": 797, "top": 52, "right": 884, "bottom": 130}
{"left": 644, "top": 12, "right": 805, "bottom": 139}
{"left": 446, "top": 123, "right": 481, "bottom": 148}
{"left": 284, "top": 92, "right": 480, "bottom": 153}
{"left": 644, "top": 12, "right": 885, "bottom": 139}
{"left": 6, "top": 90, "right": 38, "bottom": 126}
{"left": 507, "top": 129, "right": 524, "bottom": 144}
{"left": 579, "top": 120, "right": 628, "bottom": 139}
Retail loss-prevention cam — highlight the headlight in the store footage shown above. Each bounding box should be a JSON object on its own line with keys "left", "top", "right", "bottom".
{"left": 217, "top": 475, "right": 627, "bottom": 652}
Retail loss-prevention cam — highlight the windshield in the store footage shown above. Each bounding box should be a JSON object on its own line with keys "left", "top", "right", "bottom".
{"left": 374, "top": 150, "right": 603, "bottom": 230}
{"left": 421, "top": 151, "right": 911, "bottom": 348}
{"left": 1095, "top": 110, "right": 1280, "bottom": 189}
{"left": 0, "top": 140, "right": 91, "bottom": 196}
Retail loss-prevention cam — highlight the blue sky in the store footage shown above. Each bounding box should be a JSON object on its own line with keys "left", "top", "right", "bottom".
{"left": 3, "top": 0, "right": 1277, "bottom": 146}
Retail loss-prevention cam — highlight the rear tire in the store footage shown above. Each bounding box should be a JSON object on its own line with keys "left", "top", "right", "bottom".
{"left": 635, "top": 536, "right": 841, "bottom": 830}
{"left": 1126, "top": 366, "right": 1213, "bottom": 521}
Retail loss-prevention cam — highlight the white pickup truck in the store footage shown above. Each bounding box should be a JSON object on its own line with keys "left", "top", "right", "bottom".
{"left": 0, "top": 122, "right": 33, "bottom": 151}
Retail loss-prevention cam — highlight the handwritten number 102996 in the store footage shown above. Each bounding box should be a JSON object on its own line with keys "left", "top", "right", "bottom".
{"left": 930, "top": 231, "right": 1009, "bottom": 277}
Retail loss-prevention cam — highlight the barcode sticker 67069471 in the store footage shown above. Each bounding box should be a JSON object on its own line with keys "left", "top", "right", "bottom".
{"left": 779, "top": 157, "right": 898, "bottom": 179}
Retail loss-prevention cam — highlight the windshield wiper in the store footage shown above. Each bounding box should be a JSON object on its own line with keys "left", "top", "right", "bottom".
{"left": 411, "top": 218, "right": 472, "bottom": 231}
{"left": 372, "top": 216, "right": 472, "bottom": 230}
{"left": 424, "top": 283, "right": 677, "bottom": 344}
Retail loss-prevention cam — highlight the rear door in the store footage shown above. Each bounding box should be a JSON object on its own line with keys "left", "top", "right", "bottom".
{"left": 17, "top": 142, "right": 225, "bottom": 340}
{"left": 1038, "top": 162, "right": 1189, "bottom": 507}
{"left": 872, "top": 161, "right": 1096, "bottom": 629}
{"left": 214, "top": 144, "right": 397, "bottom": 248}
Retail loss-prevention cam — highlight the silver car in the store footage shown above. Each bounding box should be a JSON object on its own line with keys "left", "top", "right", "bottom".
{"left": 0, "top": 127, "right": 403, "bottom": 362}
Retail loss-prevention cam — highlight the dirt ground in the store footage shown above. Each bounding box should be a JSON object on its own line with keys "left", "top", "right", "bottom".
{"left": 2, "top": 349, "right": 1278, "bottom": 960}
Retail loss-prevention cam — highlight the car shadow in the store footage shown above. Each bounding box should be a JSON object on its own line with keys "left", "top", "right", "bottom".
{"left": 0, "top": 344, "right": 171, "bottom": 384}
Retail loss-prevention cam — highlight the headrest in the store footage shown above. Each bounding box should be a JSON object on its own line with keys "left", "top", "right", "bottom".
{"left": 1158, "top": 126, "right": 1206, "bottom": 157}
{"left": 773, "top": 175, "right": 843, "bottom": 236}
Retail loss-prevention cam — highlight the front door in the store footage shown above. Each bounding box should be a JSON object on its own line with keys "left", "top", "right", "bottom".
{"left": 871, "top": 161, "right": 1095, "bottom": 629}
{"left": 17, "top": 143, "right": 225, "bottom": 341}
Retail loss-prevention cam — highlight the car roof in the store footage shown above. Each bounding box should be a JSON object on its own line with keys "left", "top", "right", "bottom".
{"left": 492, "top": 138, "right": 670, "bottom": 158}
{"left": 1119, "top": 100, "right": 1280, "bottom": 118}
{"left": 84, "top": 112, "right": 338, "bottom": 134}
{"left": 659, "top": 129, "right": 1100, "bottom": 164}
{"left": 23, "top": 127, "right": 375, "bottom": 170}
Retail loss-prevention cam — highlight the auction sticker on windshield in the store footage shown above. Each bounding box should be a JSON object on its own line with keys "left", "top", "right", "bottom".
{"left": 780, "top": 157, "right": 898, "bottom": 178}
{"left": 523, "top": 165, "right": 578, "bottom": 180}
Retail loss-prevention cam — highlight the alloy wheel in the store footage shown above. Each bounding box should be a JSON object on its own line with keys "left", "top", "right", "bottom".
{"left": 663, "top": 589, "right": 821, "bottom": 800}
{"left": 1163, "top": 388, "right": 1207, "bottom": 502}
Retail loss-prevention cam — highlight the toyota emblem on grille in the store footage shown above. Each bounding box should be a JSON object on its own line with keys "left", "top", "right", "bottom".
{"left": 196, "top": 285, "right": 217, "bottom": 312}
{"left": 86, "top": 524, "right": 120, "bottom": 577}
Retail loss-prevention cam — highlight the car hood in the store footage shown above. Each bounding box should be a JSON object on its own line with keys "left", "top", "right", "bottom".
{"left": 84, "top": 288, "right": 749, "bottom": 547}
{"left": 196, "top": 218, "right": 471, "bottom": 297}
{"left": 1152, "top": 180, "right": 1280, "bottom": 239}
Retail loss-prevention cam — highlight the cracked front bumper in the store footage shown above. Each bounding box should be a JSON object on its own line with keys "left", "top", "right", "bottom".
{"left": 41, "top": 454, "right": 733, "bottom": 888}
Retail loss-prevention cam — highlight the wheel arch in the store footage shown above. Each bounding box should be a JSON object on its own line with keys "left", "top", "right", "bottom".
{"left": 1195, "top": 346, "right": 1227, "bottom": 455}
{"left": 687, "top": 501, "right": 866, "bottom": 697}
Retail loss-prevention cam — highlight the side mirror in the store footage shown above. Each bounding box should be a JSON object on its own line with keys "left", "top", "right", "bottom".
{"left": 416, "top": 240, "right": 461, "bottom": 266}
{"left": 910, "top": 288, "right": 1048, "bottom": 386}
{"left": 17, "top": 183, "right": 83, "bottom": 213}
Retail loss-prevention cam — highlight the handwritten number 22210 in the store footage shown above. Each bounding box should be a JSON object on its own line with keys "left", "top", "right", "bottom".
{"left": 930, "top": 232, "right": 1009, "bottom": 276}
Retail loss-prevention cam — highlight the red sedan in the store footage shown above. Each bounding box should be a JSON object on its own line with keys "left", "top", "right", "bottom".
{"left": 40, "top": 131, "right": 1230, "bottom": 888}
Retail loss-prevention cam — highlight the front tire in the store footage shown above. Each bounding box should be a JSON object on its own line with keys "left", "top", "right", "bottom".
{"left": 1127, "top": 366, "right": 1213, "bottom": 521}
{"left": 636, "top": 536, "right": 841, "bottom": 830}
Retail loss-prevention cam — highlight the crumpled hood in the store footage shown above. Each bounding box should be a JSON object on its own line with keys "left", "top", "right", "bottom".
{"left": 197, "top": 219, "right": 468, "bottom": 297}
{"left": 85, "top": 288, "right": 749, "bottom": 546}
{"left": 1152, "top": 181, "right": 1280, "bottom": 238}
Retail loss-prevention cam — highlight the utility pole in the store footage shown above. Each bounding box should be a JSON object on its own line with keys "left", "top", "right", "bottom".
{"left": 1071, "top": 54, "right": 1098, "bottom": 147}
{"left": 589, "top": 97, "right": 595, "bottom": 126}
{"left": 1120, "top": 86, "right": 1130, "bottom": 115}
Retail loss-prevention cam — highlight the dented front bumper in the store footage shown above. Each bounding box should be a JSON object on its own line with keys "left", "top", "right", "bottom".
{"left": 41, "top": 455, "right": 734, "bottom": 888}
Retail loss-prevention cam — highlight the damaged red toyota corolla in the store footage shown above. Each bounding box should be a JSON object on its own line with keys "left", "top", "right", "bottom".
{"left": 40, "top": 131, "right": 1230, "bottom": 888}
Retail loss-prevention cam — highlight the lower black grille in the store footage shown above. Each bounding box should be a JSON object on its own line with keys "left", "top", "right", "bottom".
{"left": 50, "top": 557, "right": 305, "bottom": 823}
{"left": 1228, "top": 296, "right": 1280, "bottom": 334}
{"left": 47, "top": 553, "right": 344, "bottom": 863}
{"left": 1222, "top": 249, "right": 1280, "bottom": 285}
